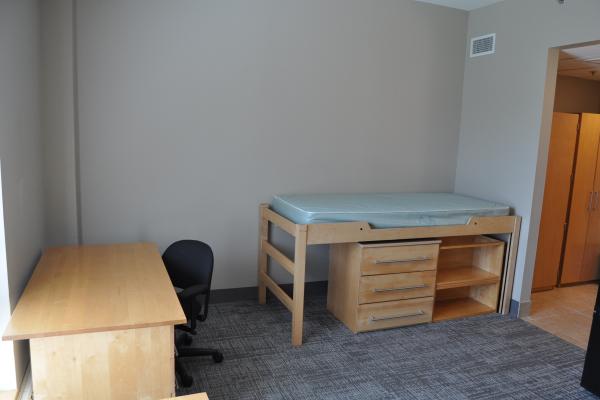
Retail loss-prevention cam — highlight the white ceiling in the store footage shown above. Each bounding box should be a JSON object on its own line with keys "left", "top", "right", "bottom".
{"left": 559, "top": 44, "right": 600, "bottom": 81}
{"left": 414, "top": 0, "right": 505, "bottom": 11}
{"left": 562, "top": 44, "right": 600, "bottom": 61}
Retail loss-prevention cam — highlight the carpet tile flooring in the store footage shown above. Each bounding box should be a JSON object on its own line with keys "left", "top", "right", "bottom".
{"left": 177, "top": 296, "right": 598, "bottom": 400}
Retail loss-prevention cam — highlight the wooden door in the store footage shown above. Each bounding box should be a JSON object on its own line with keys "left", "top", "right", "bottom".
{"left": 581, "top": 115, "right": 600, "bottom": 282}
{"left": 562, "top": 114, "right": 600, "bottom": 284}
{"left": 532, "top": 113, "right": 579, "bottom": 291}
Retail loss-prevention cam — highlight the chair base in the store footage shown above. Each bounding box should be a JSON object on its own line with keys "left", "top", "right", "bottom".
{"left": 178, "top": 347, "right": 224, "bottom": 362}
{"left": 175, "top": 334, "right": 223, "bottom": 388}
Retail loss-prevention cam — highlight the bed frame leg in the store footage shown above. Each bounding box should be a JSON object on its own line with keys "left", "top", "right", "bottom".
{"left": 258, "top": 205, "right": 269, "bottom": 305}
{"left": 500, "top": 216, "right": 521, "bottom": 315}
{"left": 291, "top": 225, "right": 308, "bottom": 346}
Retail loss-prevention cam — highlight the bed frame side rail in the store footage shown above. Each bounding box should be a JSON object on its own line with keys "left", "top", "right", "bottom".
{"left": 258, "top": 204, "right": 307, "bottom": 346}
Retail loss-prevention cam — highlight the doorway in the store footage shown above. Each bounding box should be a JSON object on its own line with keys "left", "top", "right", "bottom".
{"left": 529, "top": 44, "right": 600, "bottom": 348}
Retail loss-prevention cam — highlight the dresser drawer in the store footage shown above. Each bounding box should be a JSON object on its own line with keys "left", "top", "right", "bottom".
{"left": 356, "top": 297, "right": 434, "bottom": 332}
{"left": 359, "top": 271, "right": 436, "bottom": 304}
{"left": 361, "top": 244, "right": 438, "bottom": 275}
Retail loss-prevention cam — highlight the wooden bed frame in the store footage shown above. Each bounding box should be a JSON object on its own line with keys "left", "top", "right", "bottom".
{"left": 257, "top": 203, "right": 522, "bottom": 346}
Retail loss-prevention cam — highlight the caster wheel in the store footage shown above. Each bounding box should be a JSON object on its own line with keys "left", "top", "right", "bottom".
{"left": 213, "top": 353, "right": 224, "bottom": 363}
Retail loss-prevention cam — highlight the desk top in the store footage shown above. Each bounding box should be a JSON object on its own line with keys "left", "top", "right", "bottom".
{"left": 163, "top": 394, "right": 209, "bottom": 400}
{"left": 3, "top": 243, "right": 186, "bottom": 340}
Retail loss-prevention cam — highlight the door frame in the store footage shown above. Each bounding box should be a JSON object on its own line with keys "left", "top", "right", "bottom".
{"left": 529, "top": 41, "right": 600, "bottom": 302}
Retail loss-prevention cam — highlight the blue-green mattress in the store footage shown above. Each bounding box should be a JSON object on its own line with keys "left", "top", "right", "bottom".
{"left": 270, "top": 193, "right": 510, "bottom": 228}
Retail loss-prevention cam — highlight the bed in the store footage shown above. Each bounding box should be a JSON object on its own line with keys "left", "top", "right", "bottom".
{"left": 271, "top": 193, "right": 510, "bottom": 228}
{"left": 258, "top": 192, "right": 521, "bottom": 346}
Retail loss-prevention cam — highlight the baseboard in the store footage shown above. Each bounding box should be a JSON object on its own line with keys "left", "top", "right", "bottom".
{"left": 557, "top": 280, "right": 599, "bottom": 288}
{"left": 519, "top": 301, "right": 531, "bottom": 318}
{"left": 509, "top": 299, "right": 531, "bottom": 319}
{"left": 531, "top": 286, "right": 554, "bottom": 293}
{"left": 210, "top": 285, "right": 258, "bottom": 303}
{"left": 210, "top": 280, "right": 328, "bottom": 304}
{"left": 213, "top": 283, "right": 534, "bottom": 318}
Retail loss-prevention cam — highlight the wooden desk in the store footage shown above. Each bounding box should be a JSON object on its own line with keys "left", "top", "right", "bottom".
{"left": 2, "top": 243, "right": 186, "bottom": 400}
{"left": 163, "top": 394, "right": 209, "bottom": 400}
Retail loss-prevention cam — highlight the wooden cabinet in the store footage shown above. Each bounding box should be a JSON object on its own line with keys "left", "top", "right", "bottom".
{"left": 328, "top": 240, "right": 440, "bottom": 333}
{"left": 327, "top": 236, "right": 505, "bottom": 333}
{"left": 533, "top": 113, "right": 579, "bottom": 291}
{"left": 582, "top": 147, "right": 600, "bottom": 281}
{"left": 533, "top": 113, "right": 600, "bottom": 288}
{"left": 563, "top": 114, "right": 600, "bottom": 284}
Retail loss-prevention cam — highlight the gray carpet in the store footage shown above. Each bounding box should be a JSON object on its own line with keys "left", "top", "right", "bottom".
{"left": 177, "top": 295, "right": 598, "bottom": 399}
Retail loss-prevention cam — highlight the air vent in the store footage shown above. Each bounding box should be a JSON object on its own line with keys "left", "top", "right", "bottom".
{"left": 470, "top": 33, "right": 496, "bottom": 58}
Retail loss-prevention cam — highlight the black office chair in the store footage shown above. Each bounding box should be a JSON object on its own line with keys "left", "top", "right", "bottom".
{"left": 163, "top": 240, "right": 224, "bottom": 388}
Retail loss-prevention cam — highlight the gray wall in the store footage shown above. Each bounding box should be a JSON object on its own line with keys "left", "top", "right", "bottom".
{"left": 554, "top": 75, "right": 600, "bottom": 114}
{"left": 0, "top": 0, "right": 45, "bottom": 387}
{"left": 455, "top": 0, "right": 600, "bottom": 305}
{"left": 41, "top": 0, "right": 79, "bottom": 247}
{"left": 71, "top": 0, "right": 468, "bottom": 289}
{"left": 12, "top": 0, "right": 600, "bottom": 390}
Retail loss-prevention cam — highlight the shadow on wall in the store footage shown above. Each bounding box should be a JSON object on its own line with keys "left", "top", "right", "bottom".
{"left": 0, "top": 162, "right": 18, "bottom": 391}
{"left": 269, "top": 226, "right": 329, "bottom": 285}
{"left": 554, "top": 75, "right": 600, "bottom": 114}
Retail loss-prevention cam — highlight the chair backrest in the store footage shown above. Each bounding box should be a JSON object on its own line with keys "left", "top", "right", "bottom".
{"left": 162, "top": 240, "right": 214, "bottom": 290}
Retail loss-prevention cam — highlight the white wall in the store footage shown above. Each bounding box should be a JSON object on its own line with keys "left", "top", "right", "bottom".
{"left": 554, "top": 75, "right": 600, "bottom": 114}
{"left": 455, "top": 0, "right": 600, "bottom": 306}
{"left": 0, "top": 0, "right": 45, "bottom": 388}
{"left": 72, "top": 0, "right": 468, "bottom": 289}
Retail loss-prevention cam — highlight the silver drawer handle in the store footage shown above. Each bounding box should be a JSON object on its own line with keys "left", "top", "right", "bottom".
{"left": 374, "top": 256, "right": 431, "bottom": 264}
{"left": 373, "top": 284, "right": 427, "bottom": 293}
{"left": 369, "top": 310, "right": 425, "bottom": 322}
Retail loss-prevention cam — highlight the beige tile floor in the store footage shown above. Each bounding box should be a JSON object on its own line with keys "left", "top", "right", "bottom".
{"left": 0, "top": 391, "right": 17, "bottom": 400}
{"left": 523, "top": 283, "right": 598, "bottom": 349}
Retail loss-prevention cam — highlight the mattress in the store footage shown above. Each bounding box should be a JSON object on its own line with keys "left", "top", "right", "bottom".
{"left": 270, "top": 193, "right": 510, "bottom": 228}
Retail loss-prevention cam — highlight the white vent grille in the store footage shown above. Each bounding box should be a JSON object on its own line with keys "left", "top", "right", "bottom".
{"left": 470, "top": 33, "right": 496, "bottom": 58}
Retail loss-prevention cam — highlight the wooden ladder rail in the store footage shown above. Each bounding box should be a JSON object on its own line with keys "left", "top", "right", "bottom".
{"left": 258, "top": 204, "right": 308, "bottom": 346}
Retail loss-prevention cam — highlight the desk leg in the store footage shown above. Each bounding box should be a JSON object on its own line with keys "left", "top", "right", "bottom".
{"left": 291, "top": 226, "right": 308, "bottom": 346}
{"left": 30, "top": 325, "right": 175, "bottom": 400}
{"left": 258, "top": 206, "right": 269, "bottom": 305}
